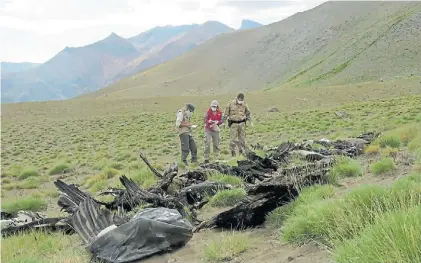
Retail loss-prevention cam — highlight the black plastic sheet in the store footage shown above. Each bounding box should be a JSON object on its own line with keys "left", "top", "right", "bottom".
{"left": 87, "top": 207, "right": 193, "bottom": 263}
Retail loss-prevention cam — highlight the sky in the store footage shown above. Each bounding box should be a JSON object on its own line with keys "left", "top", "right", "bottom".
{"left": 0, "top": 0, "right": 326, "bottom": 63}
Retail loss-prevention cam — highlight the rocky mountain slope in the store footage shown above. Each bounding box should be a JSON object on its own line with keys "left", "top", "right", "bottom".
{"left": 83, "top": 1, "right": 421, "bottom": 100}
{"left": 114, "top": 21, "right": 234, "bottom": 81}
{"left": 1, "top": 22, "right": 234, "bottom": 103}
{"left": 1, "top": 62, "right": 40, "bottom": 76}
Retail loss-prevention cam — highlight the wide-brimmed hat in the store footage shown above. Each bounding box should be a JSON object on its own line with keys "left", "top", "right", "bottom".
{"left": 186, "top": 103, "right": 195, "bottom": 112}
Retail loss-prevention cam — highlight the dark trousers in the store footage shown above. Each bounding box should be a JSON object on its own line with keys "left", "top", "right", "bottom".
{"left": 180, "top": 133, "right": 197, "bottom": 163}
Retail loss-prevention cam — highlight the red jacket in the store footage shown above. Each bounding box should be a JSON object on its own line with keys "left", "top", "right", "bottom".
{"left": 204, "top": 108, "right": 223, "bottom": 131}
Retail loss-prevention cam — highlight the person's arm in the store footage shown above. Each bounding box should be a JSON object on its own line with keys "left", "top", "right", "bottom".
{"left": 222, "top": 103, "right": 230, "bottom": 122}
{"left": 204, "top": 111, "right": 210, "bottom": 125}
{"left": 175, "top": 111, "right": 183, "bottom": 128}
{"left": 217, "top": 111, "right": 223, "bottom": 125}
{"left": 245, "top": 104, "right": 251, "bottom": 121}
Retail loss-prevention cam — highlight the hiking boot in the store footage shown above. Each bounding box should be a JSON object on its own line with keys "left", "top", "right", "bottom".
{"left": 231, "top": 150, "right": 236, "bottom": 157}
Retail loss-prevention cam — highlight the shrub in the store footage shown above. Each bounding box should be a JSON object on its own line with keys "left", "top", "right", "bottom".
{"left": 208, "top": 188, "right": 247, "bottom": 207}
{"left": 370, "top": 157, "right": 396, "bottom": 175}
{"left": 204, "top": 231, "right": 252, "bottom": 261}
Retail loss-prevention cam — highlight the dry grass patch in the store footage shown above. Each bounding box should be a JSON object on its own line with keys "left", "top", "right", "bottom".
{"left": 204, "top": 231, "right": 252, "bottom": 262}
{"left": 1, "top": 231, "right": 89, "bottom": 263}
{"left": 1, "top": 196, "right": 47, "bottom": 214}
{"left": 370, "top": 157, "right": 396, "bottom": 176}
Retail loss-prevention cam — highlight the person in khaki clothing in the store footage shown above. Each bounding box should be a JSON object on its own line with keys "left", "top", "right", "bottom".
{"left": 223, "top": 93, "right": 253, "bottom": 156}
{"left": 203, "top": 100, "right": 223, "bottom": 163}
{"left": 175, "top": 103, "right": 198, "bottom": 165}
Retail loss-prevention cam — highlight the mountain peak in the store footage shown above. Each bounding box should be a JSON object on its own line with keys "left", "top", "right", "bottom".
{"left": 240, "top": 19, "right": 263, "bottom": 30}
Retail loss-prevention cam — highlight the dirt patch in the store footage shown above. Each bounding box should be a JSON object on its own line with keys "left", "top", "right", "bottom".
{"left": 140, "top": 227, "right": 332, "bottom": 263}
{"left": 140, "top": 207, "right": 332, "bottom": 263}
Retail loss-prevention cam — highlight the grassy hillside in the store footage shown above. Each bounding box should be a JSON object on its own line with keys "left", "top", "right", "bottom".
{"left": 84, "top": 1, "right": 421, "bottom": 100}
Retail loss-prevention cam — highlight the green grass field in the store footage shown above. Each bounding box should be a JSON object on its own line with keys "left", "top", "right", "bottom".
{"left": 1, "top": 78, "right": 421, "bottom": 262}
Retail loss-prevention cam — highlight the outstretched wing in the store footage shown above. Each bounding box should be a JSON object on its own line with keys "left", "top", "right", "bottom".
{"left": 70, "top": 197, "right": 114, "bottom": 244}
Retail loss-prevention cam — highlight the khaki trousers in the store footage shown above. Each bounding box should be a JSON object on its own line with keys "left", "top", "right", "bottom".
{"left": 204, "top": 130, "right": 220, "bottom": 160}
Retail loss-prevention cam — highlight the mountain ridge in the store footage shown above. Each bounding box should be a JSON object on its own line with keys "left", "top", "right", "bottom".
{"left": 81, "top": 1, "right": 421, "bottom": 100}
{"left": 240, "top": 19, "right": 262, "bottom": 30}
{"left": 1, "top": 20, "right": 235, "bottom": 104}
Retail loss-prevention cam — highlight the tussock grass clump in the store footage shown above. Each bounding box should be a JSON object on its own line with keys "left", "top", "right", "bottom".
{"left": 281, "top": 174, "right": 421, "bottom": 248}
{"left": 18, "top": 166, "right": 40, "bottom": 179}
{"left": 49, "top": 160, "right": 71, "bottom": 175}
{"left": 204, "top": 231, "right": 252, "bottom": 262}
{"left": 208, "top": 188, "right": 247, "bottom": 207}
{"left": 16, "top": 177, "right": 40, "bottom": 189}
{"left": 84, "top": 173, "right": 107, "bottom": 188}
{"left": 266, "top": 184, "right": 336, "bottom": 229}
{"left": 330, "top": 156, "right": 363, "bottom": 180}
{"left": 398, "top": 125, "right": 420, "bottom": 146}
{"left": 109, "top": 161, "right": 125, "bottom": 170}
{"left": 377, "top": 135, "right": 401, "bottom": 148}
{"left": 2, "top": 196, "right": 47, "bottom": 213}
{"left": 334, "top": 205, "right": 421, "bottom": 263}
{"left": 103, "top": 168, "right": 120, "bottom": 178}
{"left": 208, "top": 173, "right": 243, "bottom": 187}
{"left": 129, "top": 167, "right": 158, "bottom": 188}
{"left": 265, "top": 203, "right": 294, "bottom": 229}
{"left": 364, "top": 144, "right": 380, "bottom": 155}
{"left": 370, "top": 157, "right": 396, "bottom": 175}
{"left": 408, "top": 135, "right": 421, "bottom": 151}
{"left": 1, "top": 231, "right": 88, "bottom": 263}
{"left": 380, "top": 146, "right": 398, "bottom": 158}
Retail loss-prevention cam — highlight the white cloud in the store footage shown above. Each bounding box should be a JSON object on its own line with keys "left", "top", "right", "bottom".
{"left": 0, "top": 0, "right": 326, "bottom": 62}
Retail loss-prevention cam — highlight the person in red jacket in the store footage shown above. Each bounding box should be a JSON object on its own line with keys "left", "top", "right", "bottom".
{"left": 203, "top": 100, "right": 223, "bottom": 163}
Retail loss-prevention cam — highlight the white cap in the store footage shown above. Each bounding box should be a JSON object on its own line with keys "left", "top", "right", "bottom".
{"left": 210, "top": 100, "right": 219, "bottom": 107}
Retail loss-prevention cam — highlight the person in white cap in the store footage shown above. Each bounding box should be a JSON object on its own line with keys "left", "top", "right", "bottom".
{"left": 203, "top": 100, "right": 223, "bottom": 163}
